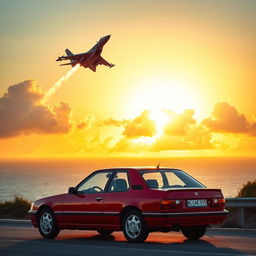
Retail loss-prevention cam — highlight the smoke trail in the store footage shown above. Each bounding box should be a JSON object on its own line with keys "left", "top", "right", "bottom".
{"left": 42, "top": 64, "right": 80, "bottom": 103}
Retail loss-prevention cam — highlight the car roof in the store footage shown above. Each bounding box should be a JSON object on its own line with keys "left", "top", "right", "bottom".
{"left": 95, "top": 167, "right": 183, "bottom": 172}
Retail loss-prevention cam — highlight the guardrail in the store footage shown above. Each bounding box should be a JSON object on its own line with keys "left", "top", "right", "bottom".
{"left": 225, "top": 197, "right": 256, "bottom": 226}
{"left": 226, "top": 197, "right": 256, "bottom": 208}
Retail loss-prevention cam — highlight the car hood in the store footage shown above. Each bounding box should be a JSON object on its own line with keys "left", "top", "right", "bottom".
{"left": 33, "top": 193, "right": 67, "bottom": 207}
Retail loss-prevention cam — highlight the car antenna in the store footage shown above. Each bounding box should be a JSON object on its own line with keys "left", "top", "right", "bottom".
{"left": 156, "top": 162, "right": 161, "bottom": 169}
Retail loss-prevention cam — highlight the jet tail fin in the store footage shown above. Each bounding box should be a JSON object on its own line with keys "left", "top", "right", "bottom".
{"left": 65, "top": 49, "right": 76, "bottom": 67}
{"left": 65, "top": 49, "right": 73, "bottom": 56}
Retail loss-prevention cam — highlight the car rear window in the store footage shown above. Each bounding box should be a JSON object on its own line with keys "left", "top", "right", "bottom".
{"left": 140, "top": 169, "right": 205, "bottom": 189}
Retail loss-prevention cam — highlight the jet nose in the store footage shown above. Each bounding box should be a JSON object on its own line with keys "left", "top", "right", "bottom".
{"left": 104, "top": 35, "right": 111, "bottom": 40}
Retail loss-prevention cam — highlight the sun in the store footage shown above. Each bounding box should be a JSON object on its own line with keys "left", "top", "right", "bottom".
{"left": 149, "top": 109, "right": 169, "bottom": 136}
{"left": 125, "top": 76, "right": 202, "bottom": 145}
{"left": 129, "top": 76, "right": 201, "bottom": 117}
{"left": 131, "top": 109, "right": 169, "bottom": 145}
{"left": 124, "top": 75, "right": 203, "bottom": 145}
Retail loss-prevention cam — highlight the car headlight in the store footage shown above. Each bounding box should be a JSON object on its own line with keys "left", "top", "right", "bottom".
{"left": 30, "top": 202, "right": 34, "bottom": 210}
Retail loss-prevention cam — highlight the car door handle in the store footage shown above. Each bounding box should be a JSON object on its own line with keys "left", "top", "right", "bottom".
{"left": 96, "top": 197, "right": 103, "bottom": 201}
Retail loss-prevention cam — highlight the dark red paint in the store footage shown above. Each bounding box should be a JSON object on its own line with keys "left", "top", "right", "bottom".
{"left": 28, "top": 167, "right": 228, "bottom": 239}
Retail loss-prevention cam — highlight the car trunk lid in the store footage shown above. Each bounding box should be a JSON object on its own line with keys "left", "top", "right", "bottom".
{"left": 164, "top": 188, "right": 223, "bottom": 199}
{"left": 160, "top": 188, "right": 225, "bottom": 211}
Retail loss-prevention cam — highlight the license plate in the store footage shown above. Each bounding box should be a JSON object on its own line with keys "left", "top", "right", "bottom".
{"left": 187, "top": 199, "right": 207, "bottom": 207}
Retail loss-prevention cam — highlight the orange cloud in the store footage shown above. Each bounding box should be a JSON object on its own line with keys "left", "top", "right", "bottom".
{"left": 123, "top": 110, "right": 157, "bottom": 138}
{"left": 151, "top": 122, "right": 213, "bottom": 151}
{"left": 203, "top": 102, "right": 256, "bottom": 135}
{"left": 164, "top": 109, "right": 195, "bottom": 136}
{"left": 77, "top": 114, "right": 95, "bottom": 129}
{"left": 77, "top": 122, "right": 87, "bottom": 129}
{"left": 0, "top": 80, "right": 73, "bottom": 138}
{"left": 98, "top": 109, "right": 213, "bottom": 152}
{"left": 103, "top": 118, "right": 127, "bottom": 127}
{"left": 250, "top": 123, "right": 256, "bottom": 136}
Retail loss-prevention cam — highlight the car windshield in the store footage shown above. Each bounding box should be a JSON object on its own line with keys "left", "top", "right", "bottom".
{"left": 140, "top": 169, "right": 205, "bottom": 189}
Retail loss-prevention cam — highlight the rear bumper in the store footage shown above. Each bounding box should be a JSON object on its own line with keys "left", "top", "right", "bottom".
{"left": 143, "top": 210, "right": 229, "bottom": 218}
{"left": 143, "top": 209, "right": 229, "bottom": 227}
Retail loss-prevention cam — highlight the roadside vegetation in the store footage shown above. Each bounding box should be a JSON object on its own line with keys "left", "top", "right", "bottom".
{"left": 221, "top": 180, "right": 256, "bottom": 228}
{"left": 237, "top": 179, "right": 256, "bottom": 197}
{"left": 0, "top": 196, "right": 31, "bottom": 219}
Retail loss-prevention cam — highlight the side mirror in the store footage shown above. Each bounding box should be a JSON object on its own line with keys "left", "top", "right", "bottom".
{"left": 68, "top": 187, "right": 77, "bottom": 194}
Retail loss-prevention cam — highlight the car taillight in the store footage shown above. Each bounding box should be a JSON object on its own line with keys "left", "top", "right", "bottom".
{"left": 161, "top": 199, "right": 183, "bottom": 209}
{"left": 211, "top": 198, "right": 225, "bottom": 207}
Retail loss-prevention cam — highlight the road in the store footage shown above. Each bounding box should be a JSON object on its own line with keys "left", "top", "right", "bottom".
{"left": 0, "top": 220, "right": 255, "bottom": 256}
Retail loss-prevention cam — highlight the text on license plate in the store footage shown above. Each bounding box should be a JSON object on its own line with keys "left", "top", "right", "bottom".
{"left": 187, "top": 199, "right": 207, "bottom": 207}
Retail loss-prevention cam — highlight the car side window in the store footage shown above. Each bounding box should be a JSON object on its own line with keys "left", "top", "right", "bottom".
{"left": 142, "top": 172, "right": 164, "bottom": 188}
{"left": 165, "top": 172, "right": 186, "bottom": 187}
{"left": 108, "top": 171, "right": 129, "bottom": 192}
{"left": 77, "top": 171, "right": 112, "bottom": 194}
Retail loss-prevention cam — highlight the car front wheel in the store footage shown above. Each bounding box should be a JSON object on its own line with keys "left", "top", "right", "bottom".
{"left": 181, "top": 225, "right": 207, "bottom": 240}
{"left": 122, "top": 210, "right": 149, "bottom": 243}
{"left": 38, "top": 208, "right": 60, "bottom": 239}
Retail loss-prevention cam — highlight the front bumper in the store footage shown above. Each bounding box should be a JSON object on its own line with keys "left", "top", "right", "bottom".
{"left": 28, "top": 210, "right": 38, "bottom": 227}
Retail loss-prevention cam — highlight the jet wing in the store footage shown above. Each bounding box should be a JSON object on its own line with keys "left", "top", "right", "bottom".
{"left": 68, "top": 54, "right": 87, "bottom": 60}
{"left": 98, "top": 56, "right": 115, "bottom": 68}
{"left": 89, "top": 66, "right": 96, "bottom": 72}
{"left": 60, "top": 63, "right": 72, "bottom": 66}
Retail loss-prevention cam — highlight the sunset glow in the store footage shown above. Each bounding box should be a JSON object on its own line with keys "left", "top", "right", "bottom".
{"left": 129, "top": 77, "right": 201, "bottom": 116}
{"left": 0, "top": 0, "right": 255, "bottom": 158}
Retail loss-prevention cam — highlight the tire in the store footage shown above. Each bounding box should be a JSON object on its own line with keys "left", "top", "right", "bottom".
{"left": 181, "top": 225, "right": 207, "bottom": 240}
{"left": 97, "top": 230, "right": 113, "bottom": 235}
{"left": 38, "top": 208, "right": 60, "bottom": 239}
{"left": 122, "top": 210, "right": 149, "bottom": 243}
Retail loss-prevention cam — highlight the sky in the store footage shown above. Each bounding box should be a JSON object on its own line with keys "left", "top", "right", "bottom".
{"left": 0, "top": 0, "right": 256, "bottom": 158}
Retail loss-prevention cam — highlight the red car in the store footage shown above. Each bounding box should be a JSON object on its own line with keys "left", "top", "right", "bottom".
{"left": 28, "top": 167, "right": 228, "bottom": 242}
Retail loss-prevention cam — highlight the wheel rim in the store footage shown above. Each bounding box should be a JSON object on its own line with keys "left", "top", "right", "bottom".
{"left": 125, "top": 214, "right": 141, "bottom": 239}
{"left": 40, "top": 212, "right": 53, "bottom": 234}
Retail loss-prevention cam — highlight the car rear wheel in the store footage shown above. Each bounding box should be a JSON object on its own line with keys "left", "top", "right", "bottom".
{"left": 122, "top": 210, "right": 149, "bottom": 243}
{"left": 97, "top": 229, "right": 113, "bottom": 235}
{"left": 38, "top": 208, "right": 60, "bottom": 239}
{"left": 181, "top": 225, "right": 207, "bottom": 240}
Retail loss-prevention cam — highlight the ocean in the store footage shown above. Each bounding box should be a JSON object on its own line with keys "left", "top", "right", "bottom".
{"left": 0, "top": 157, "right": 255, "bottom": 202}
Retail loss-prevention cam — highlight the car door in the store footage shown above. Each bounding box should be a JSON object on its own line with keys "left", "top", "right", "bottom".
{"left": 103, "top": 170, "right": 130, "bottom": 229}
{"left": 61, "top": 170, "right": 113, "bottom": 229}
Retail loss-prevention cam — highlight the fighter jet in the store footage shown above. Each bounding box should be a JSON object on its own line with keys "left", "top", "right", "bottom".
{"left": 56, "top": 35, "right": 114, "bottom": 72}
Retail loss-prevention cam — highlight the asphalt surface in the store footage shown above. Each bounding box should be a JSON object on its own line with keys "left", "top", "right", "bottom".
{"left": 0, "top": 220, "right": 255, "bottom": 256}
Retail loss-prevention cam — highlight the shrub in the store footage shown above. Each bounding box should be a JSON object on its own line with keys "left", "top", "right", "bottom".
{"left": 237, "top": 180, "right": 256, "bottom": 197}
{"left": 0, "top": 196, "right": 31, "bottom": 218}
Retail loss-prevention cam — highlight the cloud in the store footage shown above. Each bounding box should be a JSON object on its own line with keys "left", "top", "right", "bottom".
{"left": 250, "top": 123, "right": 256, "bottom": 136}
{"left": 123, "top": 110, "right": 157, "bottom": 138}
{"left": 2, "top": 82, "right": 254, "bottom": 155}
{"left": 203, "top": 102, "right": 256, "bottom": 135}
{"left": 75, "top": 103, "right": 256, "bottom": 153}
{"left": 77, "top": 114, "right": 95, "bottom": 129}
{"left": 0, "top": 80, "right": 73, "bottom": 138}
{"left": 77, "top": 122, "right": 87, "bottom": 130}
{"left": 164, "top": 109, "right": 195, "bottom": 136}
{"left": 151, "top": 122, "right": 213, "bottom": 151}
{"left": 101, "top": 109, "right": 213, "bottom": 152}
{"left": 103, "top": 118, "right": 127, "bottom": 127}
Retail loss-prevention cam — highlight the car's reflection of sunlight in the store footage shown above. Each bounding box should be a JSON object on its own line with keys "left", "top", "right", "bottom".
{"left": 48, "top": 231, "right": 242, "bottom": 256}
{"left": 48, "top": 230, "right": 234, "bottom": 255}
{"left": 56, "top": 230, "right": 188, "bottom": 244}
{"left": 1, "top": 226, "right": 246, "bottom": 256}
